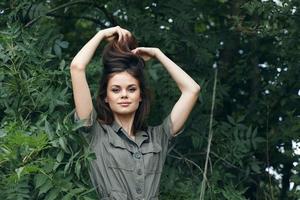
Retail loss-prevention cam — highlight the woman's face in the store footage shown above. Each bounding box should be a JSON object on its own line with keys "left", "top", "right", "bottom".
{"left": 105, "top": 71, "right": 141, "bottom": 116}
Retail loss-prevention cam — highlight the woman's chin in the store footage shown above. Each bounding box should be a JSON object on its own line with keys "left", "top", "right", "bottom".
{"left": 114, "top": 109, "right": 137, "bottom": 116}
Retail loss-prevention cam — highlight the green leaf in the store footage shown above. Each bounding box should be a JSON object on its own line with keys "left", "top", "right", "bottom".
{"left": 237, "top": 114, "right": 246, "bottom": 123}
{"left": 59, "top": 60, "right": 66, "bottom": 70}
{"left": 233, "top": 128, "right": 239, "bottom": 141}
{"left": 38, "top": 180, "right": 53, "bottom": 196}
{"left": 35, "top": 174, "right": 48, "bottom": 189}
{"left": 75, "top": 159, "right": 81, "bottom": 178}
{"left": 83, "top": 197, "right": 95, "bottom": 200}
{"left": 227, "top": 116, "right": 235, "bottom": 125}
{"left": 64, "top": 160, "right": 72, "bottom": 176}
{"left": 59, "top": 41, "right": 69, "bottom": 49}
{"left": 0, "top": 129, "right": 6, "bottom": 137}
{"left": 45, "top": 120, "right": 54, "bottom": 140}
{"left": 191, "top": 134, "right": 201, "bottom": 148}
{"left": 15, "top": 166, "right": 24, "bottom": 180}
{"left": 246, "top": 126, "right": 252, "bottom": 139}
{"left": 44, "top": 188, "right": 60, "bottom": 200}
{"left": 59, "top": 137, "right": 70, "bottom": 153}
{"left": 53, "top": 44, "right": 62, "bottom": 58}
{"left": 61, "top": 193, "right": 73, "bottom": 200}
{"left": 250, "top": 162, "right": 261, "bottom": 173}
{"left": 56, "top": 150, "right": 64, "bottom": 162}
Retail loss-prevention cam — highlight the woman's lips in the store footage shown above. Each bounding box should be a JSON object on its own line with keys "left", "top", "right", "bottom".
{"left": 118, "top": 102, "right": 131, "bottom": 107}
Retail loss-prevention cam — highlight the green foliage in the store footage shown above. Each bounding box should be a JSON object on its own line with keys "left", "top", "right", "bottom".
{"left": 0, "top": 7, "right": 97, "bottom": 198}
{"left": 1, "top": 0, "right": 300, "bottom": 199}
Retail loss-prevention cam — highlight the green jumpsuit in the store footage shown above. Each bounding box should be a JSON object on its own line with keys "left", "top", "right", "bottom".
{"left": 75, "top": 107, "right": 183, "bottom": 200}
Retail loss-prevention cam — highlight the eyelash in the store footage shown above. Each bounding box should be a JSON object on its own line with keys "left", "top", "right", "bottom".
{"left": 112, "top": 88, "right": 120, "bottom": 93}
{"left": 129, "top": 88, "right": 136, "bottom": 92}
{"left": 111, "top": 88, "right": 137, "bottom": 93}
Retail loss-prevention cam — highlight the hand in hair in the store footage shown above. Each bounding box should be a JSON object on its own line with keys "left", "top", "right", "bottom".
{"left": 101, "top": 26, "right": 132, "bottom": 42}
{"left": 131, "top": 47, "right": 159, "bottom": 61}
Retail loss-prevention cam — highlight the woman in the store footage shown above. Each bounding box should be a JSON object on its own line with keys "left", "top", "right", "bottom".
{"left": 70, "top": 26, "right": 200, "bottom": 200}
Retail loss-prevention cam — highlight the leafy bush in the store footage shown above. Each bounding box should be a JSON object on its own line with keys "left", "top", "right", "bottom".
{"left": 1, "top": 0, "right": 300, "bottom": 199}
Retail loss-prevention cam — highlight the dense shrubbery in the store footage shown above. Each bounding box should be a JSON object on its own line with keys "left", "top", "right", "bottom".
{"left": 1, "top": 0, "right": 299, "bottom": 199}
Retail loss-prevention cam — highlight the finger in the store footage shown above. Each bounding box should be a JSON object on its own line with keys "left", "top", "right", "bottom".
{"left": 120, "top": 30, "right": 126, "bottom": 39}
{"left": 118, "top": 28, "right": 131, "bottom": 40}
{"left": 124, "top": 30, "right": 132, "bottom": 38}
{"left": 131, "top": 49, "right": 138, "bottom": 54}
{"left": 114, "top": 26, "right": 120, "bottom": 35}
{"left": 120, "top": 29, "right": 130, "bottom": 41}
{"left": 131, "top": 48, "right": 141, "bottom": 54}
{"left": 106, "top": 35, "right": 115, "bottom": 42}
{"left": 117, "top": 29, "right": 123, "bottom": 42}
{"left": 121, "top": 27, "right": 131, "bottom": 34}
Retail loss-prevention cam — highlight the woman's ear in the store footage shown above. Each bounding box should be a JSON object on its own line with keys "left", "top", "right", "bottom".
{"left": 105, "top": 97, "right": 108, "bottom": 103}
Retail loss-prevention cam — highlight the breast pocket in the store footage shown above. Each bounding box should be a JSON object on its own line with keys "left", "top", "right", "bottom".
{"left": 101, "top": 190, "right": 128, "bottom": 200}
{"left": 107, "top": 139, "right": 135, "bottom": 171}
{"left": 141, "top": 143, "right": 162, "bottom": 173}
{"left": 108, "top": 147, "right": 135, "bottom": 171}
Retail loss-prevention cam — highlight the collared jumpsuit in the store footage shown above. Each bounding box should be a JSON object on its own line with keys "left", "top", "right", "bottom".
{"left": 75, "top": 107, "right": 183, "bottom": 200}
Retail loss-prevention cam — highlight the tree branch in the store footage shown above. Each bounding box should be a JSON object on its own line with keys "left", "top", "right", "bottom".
{"left": 90, "top": 2, "right": 118, "bottom": 26}
{"left": 25, "top": 0, "right": 118, "bottom": 28}
{"left": 25, "top": 0, "right": 87, "bottom": 27}
{"left": 46, "top": 13, "right": 107, "bottom": 28}
{"left": 168, "top": 148, "right": 203, "bottom": 174}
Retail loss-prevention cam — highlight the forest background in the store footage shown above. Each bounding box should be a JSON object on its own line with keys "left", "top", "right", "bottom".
{"left": 0, "top": 0, "right": 300, "bottom": 199}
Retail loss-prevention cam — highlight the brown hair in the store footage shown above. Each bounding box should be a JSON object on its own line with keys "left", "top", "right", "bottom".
{"left": 96, "top": 36, "right": 151, "bottom": 133}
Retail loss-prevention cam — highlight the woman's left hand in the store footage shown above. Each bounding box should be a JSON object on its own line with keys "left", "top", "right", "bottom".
{"left": 131, "top": 47, "right": 159, "bottom": 61}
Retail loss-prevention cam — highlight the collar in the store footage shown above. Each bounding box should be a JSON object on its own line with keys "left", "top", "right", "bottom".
{"left": 110, "top": 120, "right": 149, "bottom": 147}
{"left": 111, "top": 120, "right": 122, "bottom": 133}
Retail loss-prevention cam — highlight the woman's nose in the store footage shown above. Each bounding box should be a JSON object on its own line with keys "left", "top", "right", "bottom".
{"left": 121, "top": 89, "right": 128, "bottom": 98}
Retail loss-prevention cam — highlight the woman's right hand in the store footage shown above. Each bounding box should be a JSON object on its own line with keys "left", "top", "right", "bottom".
{"left": 100, "top": 26, "right": 131, "bottom": 42}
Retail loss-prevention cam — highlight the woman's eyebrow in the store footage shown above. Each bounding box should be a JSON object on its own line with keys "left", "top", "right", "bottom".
{"left": 111, "top": 85, "right": 121, "bottom": 87}
{"left": 111, "top": 84, "right": 137, "bottom": 87}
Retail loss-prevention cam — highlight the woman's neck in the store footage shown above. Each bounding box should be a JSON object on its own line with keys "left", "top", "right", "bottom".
{"left": 113, "top": 113, "right": 135, "bottom": 137}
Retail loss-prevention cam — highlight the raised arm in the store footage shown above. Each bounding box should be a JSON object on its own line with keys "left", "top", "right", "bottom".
{"left": 132, "top": 47, "right": 200, "bottom": 135}
{"left": 70, "top": 26, "right": 131, "bottom": 120}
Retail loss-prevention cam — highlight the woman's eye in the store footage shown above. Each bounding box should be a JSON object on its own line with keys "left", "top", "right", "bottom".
{"left": 112, "top": 88, "right": 120, "bottom": 93}
{"left": 129, "top": 88, "right": 137, "bottom": 92}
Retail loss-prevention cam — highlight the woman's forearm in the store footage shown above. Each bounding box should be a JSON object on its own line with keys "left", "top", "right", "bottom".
{"left": 70, "top": 31, "right": 105, "bottom": 71}
{"left": 155, "top": 49, "right": 200, "bottom": 94}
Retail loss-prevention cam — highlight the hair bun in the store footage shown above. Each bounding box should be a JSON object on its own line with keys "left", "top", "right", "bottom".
{"left": 102, "top": 35, "right": 145, "bottom": 71}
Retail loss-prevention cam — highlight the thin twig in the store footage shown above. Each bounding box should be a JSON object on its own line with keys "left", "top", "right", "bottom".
{"left": 25, "top": 0, "right": 87, "bottom": 27}
{"left": 167, "top": 143, "right": 176, "bottom": 154}
{"left": 266, "top": 105, "right": 275, "bottom": 200}
{"left": 46, "top": 13, "right": 107, "bottom": 28}
{"left": 199, "top": 68, "right": 218, "bottom": 200}
{"left": 210, "top": 151, "right": 244, "bottom": 171}
{"left": 168, "top": 154, "right": 203, "bottom": 174}
{"left": 24, "top": 1, "right": 117, "bottom": 28}
{"left": 169, "top": 148, "right": 204, "bottom": 174}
